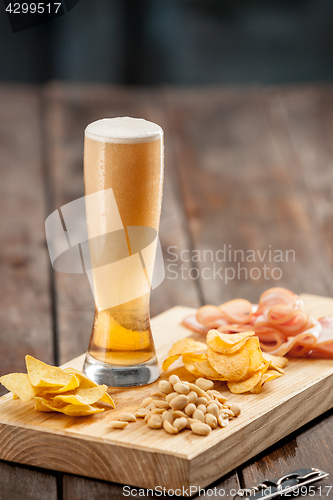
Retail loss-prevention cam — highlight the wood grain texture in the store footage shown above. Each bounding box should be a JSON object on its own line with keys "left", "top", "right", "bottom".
{"left": 63, "top": 470, "right": 239, "bottom": 500}
{"left": 165, "top": 87, "right": 333, "bottom": 305}
{"left": 0, "top": 459, "right": 57, "bottom": 500}
{"left": 239, "top": 87, "right": 333, "bottom": 491}
{"left": 0, "top": 295, "right": 333, "bottom": 493}
{"left": 0, "top": 85, "right": 53, "bottom": 394}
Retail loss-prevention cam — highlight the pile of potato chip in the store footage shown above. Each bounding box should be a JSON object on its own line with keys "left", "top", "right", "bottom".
{"left": 162, "top": 331, "right": 287, "bottom": 394}
{"left": 0, "top": 355, "right": 115, "bottom": 416}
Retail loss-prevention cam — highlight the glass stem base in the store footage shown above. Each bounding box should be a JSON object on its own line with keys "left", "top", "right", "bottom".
{"left": 83, "top": 352, "right": 160, "bottom": 387}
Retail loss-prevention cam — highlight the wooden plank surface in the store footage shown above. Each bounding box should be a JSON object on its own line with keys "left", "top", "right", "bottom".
{"left": 165, "top": 87, "right": 333, "bottom": 304}
{"left": 0, "top": 85, "right": 56, "bottom": 500}
{"left": 0, "top": 460, "right": 58, "bottom": 500}
{"left": 1, "top": 295, "right": 333, "bottom": 493}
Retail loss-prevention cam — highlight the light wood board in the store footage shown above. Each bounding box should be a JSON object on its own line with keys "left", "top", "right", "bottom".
{"left": 1, "top": 293, "right": 333, "bottom": 491}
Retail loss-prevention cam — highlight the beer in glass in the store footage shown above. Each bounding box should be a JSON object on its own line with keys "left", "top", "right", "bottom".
{"left": 83, "top": 117, "right": 164, "bottom": 387}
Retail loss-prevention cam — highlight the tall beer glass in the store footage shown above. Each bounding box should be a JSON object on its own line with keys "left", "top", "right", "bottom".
{"left": 83, "top": 117, "right": 164, "bottom": 387}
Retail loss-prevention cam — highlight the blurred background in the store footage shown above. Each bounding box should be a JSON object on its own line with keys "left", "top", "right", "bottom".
{"left": 1, "top": 0, "right": 333, "bottom": 85}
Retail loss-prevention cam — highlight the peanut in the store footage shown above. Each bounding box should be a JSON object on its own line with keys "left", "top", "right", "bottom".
{"left": 218, "top": 414, "right": 229, "bottom": 428}
{"left": 169, "top": 374, "right": 181, "bottom": 386}
{"left": 205, "top": 413, "right": 218, "bottom": 429}
{"left": 146, "top": 402, "right": 156, "bottom": 411}
{"left": 163, "top": 420, "right": 178, "bottom": 434}
{"left": 147, "top": 414, "right": 163, "bottom": 429}
{"left": 172, "top": 410, "right": 187, "bottom": 419}
{"left": 191, "top": 422, "right": 211, "bottom": 436}
{"left": 220, "top": 408, "right": 234, "bottom": 417}
{"left": 110, "top": 421, "right": 128, "bottom": 429}
{"left": 173, "top": 417, "right": 187, "bottom": 431}
{"left": 192, "top": 409, "right": 205, "bottom": 422}
{"left": 118, "top": 413, "right": 136, "bottom": 422}
{"left": 170, "top": 394, "right": 188, "bottom": 410}
{"left": 162, "top": 410, "right": 174, "bottom": 424}
{"left": 135, "top": 408, "right": 150, "bottom": 418}
{"left": 227, "top": 402, "right": 241, "bottom": 417}
{"left": 186, "top": 382, "right": 209, "bottom": 399}
{"left": 211, "top": 390, "right": 228, "bottom": 403}
{"left": 150, "top": 390, "right": 166, "bottom": 400}
{"left": 152, "top": 400, "right": 169, "bottom": 409}
{"left": 188, "top": 391, "right": 198, "bottom": 404}
{"left": 195, "top": 378, "right": 214, "bottom": 391}
{"left": 166, "top": 392, "right": 178, "bottom": 403}
{"left": 206, "top": 403, "right": 219, "bottom": 418}
{"left": 174, "top": 382, "right": 190, "bottom": 395}
{"left": 140, "top": 397, "right": 153, "bottom": 408}
{"left": 184, "top": 403, "right": 196, "bottom": 416}
{"left": 196, "top": 397, "right": 208, "bottom": 406}
{"left": 159, "top": 380, "right": 173, "bottom": 395}
{"left": 197, "top": 404, "right": 207, "bottom": 414}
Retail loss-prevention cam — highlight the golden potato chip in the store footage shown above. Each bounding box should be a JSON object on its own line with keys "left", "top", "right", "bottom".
{"left": 162, "top": 339, "right": 207, "bottom": 372}
{"left": 43, "top": 374, "right": 80, "bottom": 394}
{"left": 162, "top": 355, "right": 181, "bottom": 372}
{"left": 0, "top": 373, "right": 41, "bottom": 402}
{"left": 263, "top": 352, "right": 288, "bottom": 370}
{"left": 227, "top": 362, "right": 268, "bottom": 394}
{"left": 193, "top": 359, "right": 227, "bottom": 381}
{"left": 182, "top": 354, "right": 204, "bottom": 377}
{"left": 169, "top": 338, "right": 207, "bottom": 356}
{"left": 251, "top": 369, "right": 283, "bottom": 394}
{"left": 207, "top": 330, "right": 255, "bottom": 354}
{"left": 207, "top": 346, "right": 249, "bottom": 381}
{"left": 244, "top": 337, "right": 263, "bottom": 373}
{"left": 26, "top": 355, "right": 73, "bottom": 388}
{"left": 35, "top": 397, "right": 104, "bottom": 416}
{"left": 53, "top": 385, "right": 108, "bottom": 406}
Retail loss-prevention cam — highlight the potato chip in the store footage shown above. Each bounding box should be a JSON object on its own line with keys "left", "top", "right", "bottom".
{"left": 162, "top": 338, "right": 207, "bottom": 371}
{"left": 262, "top": 352, "right": 288, "bottom": 369}
{"left": 162, "top": 355, "right": 182, "bottom": 372}
{"left": 42, "top": 374, "right": 80, "bottom": 394}
{"left": 244, "top": 337, "right": 263, "bottom": 373}
{"left": 182, "top": 354, "right": 205, "bottom": 377}
{"left": 35, "top": 397, "right": 103, "bottom": 416}
{"left": 227, "top": 362, "right": 268, "bottom": 394}
{"left": 169, "top": 338, "right": 207, "bottom": 357}
{"left": 207, "top": 346, "right": 250, "bottom": 381}
{"left": 0, "top": 373, "right": 41, "bottom": 402}
{"left": 193, "top": 359, "right": 227, "bottom": 381}
{"left": 26, "top": 355, "right": 73, "bottom": 388}
{"left": 207, "top": 334, "right": 250, "bottom": 355}
{"left": 251, "top": 369, "right": 283, "bottom": 394}
{"left": 53, "top": 385, "right": 108, "bottom": 406}
{"left": 207, "top": 330, "right": 255, "bottom": 354}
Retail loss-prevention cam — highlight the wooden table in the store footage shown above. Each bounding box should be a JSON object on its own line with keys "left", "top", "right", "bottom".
{"left": 1, "top": 83, "right": 333, "bottom": 499}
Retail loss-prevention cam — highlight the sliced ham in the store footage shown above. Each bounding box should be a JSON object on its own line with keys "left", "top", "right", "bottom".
{"left": 181, "top": 287, "right": 333, "bottom": 360}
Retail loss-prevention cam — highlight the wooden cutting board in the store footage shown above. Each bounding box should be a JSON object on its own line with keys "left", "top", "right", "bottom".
{"left": 1, "top": 293, "right": 333, "bottom": 491}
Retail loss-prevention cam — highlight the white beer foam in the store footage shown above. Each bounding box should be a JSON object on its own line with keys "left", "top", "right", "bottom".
{"left": 85, "top": 117, "right": 163, "bottom": 144}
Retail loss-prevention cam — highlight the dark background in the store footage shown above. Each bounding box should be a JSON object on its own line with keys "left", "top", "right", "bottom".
{"left": 1, "top": 0, "right": 333, "bottom": 84}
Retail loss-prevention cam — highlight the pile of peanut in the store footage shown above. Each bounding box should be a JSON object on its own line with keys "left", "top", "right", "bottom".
{"left": 110, "top": 375, "right": 241, "bottom": 436}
